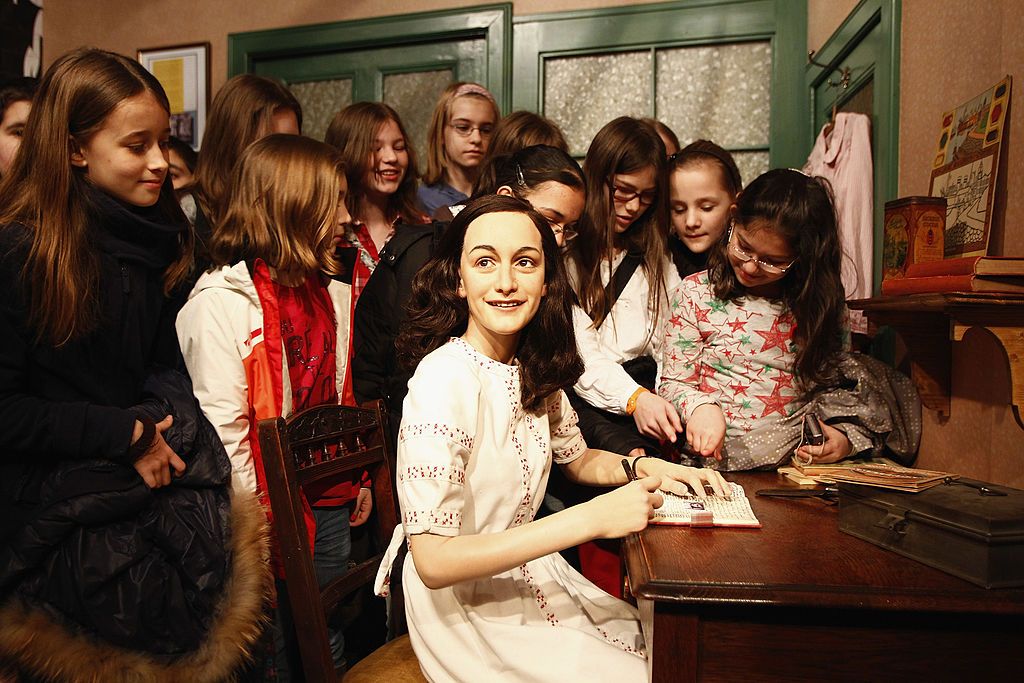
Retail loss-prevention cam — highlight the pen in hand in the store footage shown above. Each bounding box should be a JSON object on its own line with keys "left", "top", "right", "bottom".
{"left": 621, "top": 458, "right": 637, "bottom": 483}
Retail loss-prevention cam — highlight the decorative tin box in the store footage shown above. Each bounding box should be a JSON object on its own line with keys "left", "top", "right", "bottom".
{"left": 882, "top": 196, "right": 946, "bottom": 280}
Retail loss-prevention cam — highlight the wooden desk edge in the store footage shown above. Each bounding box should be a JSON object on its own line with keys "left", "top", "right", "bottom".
{"left": 624, "top": 529, "right": 1024, "bottom": 616}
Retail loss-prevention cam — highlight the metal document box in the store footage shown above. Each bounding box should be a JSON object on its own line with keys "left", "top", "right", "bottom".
{"left": 838, "top": 479, "right": 1024, "bottom": 588}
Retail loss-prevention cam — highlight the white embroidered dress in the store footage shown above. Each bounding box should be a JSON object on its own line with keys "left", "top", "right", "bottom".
{"left": 374, "top": 338, "right": 647, "bottom": 682}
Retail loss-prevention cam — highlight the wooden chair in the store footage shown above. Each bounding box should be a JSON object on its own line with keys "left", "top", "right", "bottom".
{"left": 258, "top": 400, "right": 424, "bottom": 682}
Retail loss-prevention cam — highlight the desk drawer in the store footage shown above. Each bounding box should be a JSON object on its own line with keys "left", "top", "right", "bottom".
{"left": 838, "top": 479, "right": 1024, "bottom": 588}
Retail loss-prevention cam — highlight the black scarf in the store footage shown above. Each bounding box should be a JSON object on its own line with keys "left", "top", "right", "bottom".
{"left": 85, "top": 185, "right": 186, "bottom": 270}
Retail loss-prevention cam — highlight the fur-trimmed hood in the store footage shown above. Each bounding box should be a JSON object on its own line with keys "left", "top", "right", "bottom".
{"left": 0, "top": 490, "right": 270, "bottom": 682}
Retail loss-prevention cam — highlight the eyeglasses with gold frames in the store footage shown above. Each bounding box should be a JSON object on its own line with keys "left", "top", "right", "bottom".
{"left": 727, "top": 222, "right": 796, "bottom": 275}
{"left": 449, "top": 121, "right": 494, "bottom": 138}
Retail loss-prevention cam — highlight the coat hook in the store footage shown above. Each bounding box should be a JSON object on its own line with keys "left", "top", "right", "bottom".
{"left": 808, "top": 50, "right": 852, "bottom": 89}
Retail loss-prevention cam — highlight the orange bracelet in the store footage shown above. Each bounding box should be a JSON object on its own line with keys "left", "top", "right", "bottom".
{"left": 625, "top": 387, "right": 649, "bottom": 416}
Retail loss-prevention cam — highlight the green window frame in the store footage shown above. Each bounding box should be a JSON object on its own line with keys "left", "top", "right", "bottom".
{"left": 227, "top": 3, "right": 512, "bottom": 110}
{"left": 512, "top": 0, "right": 809, "bottom": 169}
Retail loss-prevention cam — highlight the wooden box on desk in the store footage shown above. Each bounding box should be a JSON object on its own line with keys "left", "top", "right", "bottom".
{"left": 838, "top": 479, "right": 1024, "bottom": 588}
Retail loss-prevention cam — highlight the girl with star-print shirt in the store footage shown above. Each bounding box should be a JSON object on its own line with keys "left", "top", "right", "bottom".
{"left": 659, "top": 169, "right": 858, "bottom": 466}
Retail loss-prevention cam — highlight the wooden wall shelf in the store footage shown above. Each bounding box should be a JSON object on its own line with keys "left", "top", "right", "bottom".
{"left": 848, "top": 293, "right": 1024, "bottom": 419}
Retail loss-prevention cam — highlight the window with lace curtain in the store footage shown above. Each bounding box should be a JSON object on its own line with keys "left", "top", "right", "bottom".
{"left": 513, "top": 0, "right": 808, "bottom": 175}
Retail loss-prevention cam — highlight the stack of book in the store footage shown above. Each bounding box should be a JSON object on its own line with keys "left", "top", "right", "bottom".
{"left": 880, "top": 256, "right": 1024, "bottom": 295}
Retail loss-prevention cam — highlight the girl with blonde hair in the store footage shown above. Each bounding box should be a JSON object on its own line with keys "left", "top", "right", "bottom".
{"left": 417, "top": 81, "right": 501, "bottom": 216}
{"left": 177, "top": 133, "right": 368, "bottom": 678}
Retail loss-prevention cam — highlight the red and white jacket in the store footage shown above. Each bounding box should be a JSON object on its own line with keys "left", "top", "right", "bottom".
{"left": 176, "top": 261, "right": 356, "bottom": 543}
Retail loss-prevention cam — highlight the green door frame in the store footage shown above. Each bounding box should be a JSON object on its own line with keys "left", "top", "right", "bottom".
{"left": 512, "top": 0, "right": 809, "bottom": 169}
{"left": 805, "top": 0, "right": 901, "bottom": 294}
{"left": 227, "top": 3, "right": 512, "bottom": 111}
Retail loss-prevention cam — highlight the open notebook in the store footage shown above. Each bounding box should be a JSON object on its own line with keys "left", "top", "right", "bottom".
{"left": 650, "top": 482, "right": 761, "bottom": 528}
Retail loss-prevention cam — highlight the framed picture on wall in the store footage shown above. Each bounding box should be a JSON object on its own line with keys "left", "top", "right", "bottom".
{"left": 137, "top": 42, "right": 210, "bottom": 150}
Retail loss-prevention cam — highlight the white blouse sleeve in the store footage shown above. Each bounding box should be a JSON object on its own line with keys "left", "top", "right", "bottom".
{"left": 397, "top": 350, "right": 480, "bottom": 537}
{"left": 546, "top": 390, "right": 587, "bottom": 465}
{"left": 571, "top": 304, "right": 641, "bottom": 414}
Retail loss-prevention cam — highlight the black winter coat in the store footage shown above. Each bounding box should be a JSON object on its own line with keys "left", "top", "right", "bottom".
{"left": 0, "top": 191, "right": 260, "bottom": 658}
{"left": 0, "top": 192, "right": 184, "bottom": 541}
{"left": 351, "top": 221, "right": 446, "bottom": 449}
{"left": 0, "top": 368, "right": 233, "bottom": 654}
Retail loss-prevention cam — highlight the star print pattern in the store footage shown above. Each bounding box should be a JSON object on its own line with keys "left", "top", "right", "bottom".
{"left": 755, "top": 317, "right": 794, "bottom": 354}
{"left": 658, "top": 271, "right": 804, "bottom": 438}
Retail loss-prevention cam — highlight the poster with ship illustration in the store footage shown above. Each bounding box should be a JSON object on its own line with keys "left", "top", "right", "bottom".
{"left": 928, "top": 76, "right": 1011, "bottom": 258}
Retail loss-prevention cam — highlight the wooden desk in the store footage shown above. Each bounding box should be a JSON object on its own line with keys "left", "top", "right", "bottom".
{"left": 623, "top": 472, "right": 1024, "bottom": 682}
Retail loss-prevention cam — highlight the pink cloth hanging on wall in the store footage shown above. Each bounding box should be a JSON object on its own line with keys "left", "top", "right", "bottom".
{"left": 803, "top": 111, "right": 873, "bottom": 334}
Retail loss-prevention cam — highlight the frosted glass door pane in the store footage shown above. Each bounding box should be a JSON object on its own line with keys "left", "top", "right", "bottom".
{"left": 383, "top": 69, "right": 454, "bottom": 167}
{"left": 290, "top": 79, "right": 353, "bottom": 142}
{"left": 732, "top": 151, "right": 770, "bottom": 188}
{"left": 656, "top": 42, "right": 771, "bottom": 150}
{"left": 544, "top": 51, "right": 652, "bottom": 156}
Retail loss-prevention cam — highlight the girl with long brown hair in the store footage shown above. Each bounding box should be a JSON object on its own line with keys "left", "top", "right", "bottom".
{"left": 352, "top": 144, "right": 586, "bottom": 451}
{"left": 177, "top": 134, "right": 366, "bottom": 678}
{"left": 417, "top": 81, "right": 500, "bottom": 216}
{"left": 567, "top": 117, "right": 682, "bottom": 458}
{"left": 0, "top": 48, "right": 265, "bottom": 681}
{"left": 188, "top": 74, "right": 301, "bottom": 272}
{"left": 325, "top": 101, "right": 428, "bottom": 301}
{"left": 559, "top": 117, "right": 685, "bottom": 596}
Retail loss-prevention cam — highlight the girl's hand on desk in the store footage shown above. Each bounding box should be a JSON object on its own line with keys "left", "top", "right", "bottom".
{"left": 632, "top": 391, "right": 683, "bottom": 442}
{"left": 685, "top": 404, "right": 726, "bottom": 459}
{"left": 585, "top": 476, "right": 664, "bottom": 538}
{"left": 635, "top": 456, "right": 730, "bottom": 498}
{"left": 795, "top": 422, "right": 852, "bottom": 464}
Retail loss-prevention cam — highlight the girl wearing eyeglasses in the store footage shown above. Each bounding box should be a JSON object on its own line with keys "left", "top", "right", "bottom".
{"left": 659, "top": 168, "right": 854, "bottom": 465}
{"left": 566, "top": 117, "right": 681, "bottom": 462}
{"left": 559, "top": 117, "right": 681, "bottom": 596}
{"left": 418, "top": 82, "right": 501, "bottom": 217}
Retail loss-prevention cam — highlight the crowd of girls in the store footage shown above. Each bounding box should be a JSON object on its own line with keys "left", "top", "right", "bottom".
{"left": 0, "top": 47, "right": 918, "bottom": 683}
